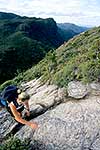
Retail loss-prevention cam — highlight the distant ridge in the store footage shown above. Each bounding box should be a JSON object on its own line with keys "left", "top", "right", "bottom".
{"left": 0, "top": 12, "right": 20, "bottom": 19}
{"left": 57, "top": 23, "right": 90, "bottom": 41}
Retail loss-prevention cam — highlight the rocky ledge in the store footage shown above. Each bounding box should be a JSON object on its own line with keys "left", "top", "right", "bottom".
{"left": 1, "top": 79, "right": 100, "bottom": 150}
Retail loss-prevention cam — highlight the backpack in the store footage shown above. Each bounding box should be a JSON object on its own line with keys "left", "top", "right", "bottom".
{"left": 0, "top": 85, "right": 18, "bottom": 108}
{"left": 0, "top": 96, "right": 8, "bottom": 107}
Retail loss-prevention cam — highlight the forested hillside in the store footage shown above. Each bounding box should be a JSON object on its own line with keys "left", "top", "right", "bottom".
{"left": 1, "top": 26, "right": 100, "bottom": 90}
{"left": 0, "top": 12, "right": 63, "bottom": 84}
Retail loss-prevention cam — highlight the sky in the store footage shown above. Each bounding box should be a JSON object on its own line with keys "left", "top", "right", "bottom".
{"left": 0, "top": 0, "right": 100, "bottom": 27}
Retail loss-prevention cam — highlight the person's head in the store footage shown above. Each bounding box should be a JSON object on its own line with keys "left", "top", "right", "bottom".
{"left": 18, "top": 92, "right": 30, "bottom": 103}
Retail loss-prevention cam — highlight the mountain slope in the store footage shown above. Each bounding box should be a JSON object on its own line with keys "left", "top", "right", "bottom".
{"left": 0, "top": 12, "right": 20, "bottom": 19}
{"left": 1, "top": 26, "right": 100, "bottom": 90}
{"left": 0, "top": 27, "right": 100, "bottom": 89}
{"left": 0, "top": 12, "right": 64, "bottom": 84}
{"left": 0, "top": 12, "right": 89, "bottom": 84}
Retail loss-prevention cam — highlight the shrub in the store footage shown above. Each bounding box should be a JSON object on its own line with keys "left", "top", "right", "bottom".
{"left": 0, "top": 136, "right": 30, "bottom": 150}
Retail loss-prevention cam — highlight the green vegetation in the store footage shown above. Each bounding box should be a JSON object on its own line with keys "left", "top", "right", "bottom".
{"left": 0, "top": 135, "right": 49, "bottom": 150}
{"left": 0, "top": 22, "right": 100, "bottom": 90}
{"left": 1, "top": 27, "right": 100, "bottom": 86}
{"left": 0, "top": 136, "right": 30, "bottom": 150}
{"left": 0, "top": 12, "right": 89, "bottom": 84}
{"left": 0, "top": 12, "right": 64, "bottom": 84}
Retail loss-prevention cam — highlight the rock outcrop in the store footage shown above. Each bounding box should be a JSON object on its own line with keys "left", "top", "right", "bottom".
{"left": 67, "top": 81, "right": 89, "bottom": 99}
{"left": 1, "top": 79, "right": 100, "bottom": 150}
{"left": 16, "top": 96, "right": 100, "bottom": 150}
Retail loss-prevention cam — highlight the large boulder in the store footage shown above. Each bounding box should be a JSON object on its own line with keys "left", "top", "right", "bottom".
{"left": 22, "top": 79, "right": 67, "bottom": 109}
{"left": 15, "top": 96, "right": 100, "bottom": 150}
{"left": 67, "top": 81, "right": 89, "bottom": 99}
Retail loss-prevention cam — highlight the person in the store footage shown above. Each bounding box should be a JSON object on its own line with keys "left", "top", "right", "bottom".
{"left": 0, "top": 85, "right": 38, "bottom": 130}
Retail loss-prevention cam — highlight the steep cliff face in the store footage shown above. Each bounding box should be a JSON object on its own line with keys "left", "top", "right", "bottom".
{"left": 0, "top": 12, "right": 63, "bottom": 84}
{"left": 1, "top": 79, "right": 100, "bottom": 150}
{"left": 0, "top": 12, "right": 63, "bottom": 47}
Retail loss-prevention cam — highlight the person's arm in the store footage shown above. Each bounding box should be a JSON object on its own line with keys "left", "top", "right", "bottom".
{"left": 9, "top": 103, "right": 38, "bottom": 129}
{"left": 23, "top": 100, "right": 30, "bottom": 116}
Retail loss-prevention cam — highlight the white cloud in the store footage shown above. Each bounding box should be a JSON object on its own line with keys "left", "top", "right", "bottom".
{"left": 0, "top": 0, "right": 100, "bottom": 26}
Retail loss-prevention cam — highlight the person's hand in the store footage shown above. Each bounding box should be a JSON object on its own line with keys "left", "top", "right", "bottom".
{"left": 25, "top": 111, "right": 30, "bottom": 117}
{"left": 30, "top": 122, "right": 38, "bottom": 129}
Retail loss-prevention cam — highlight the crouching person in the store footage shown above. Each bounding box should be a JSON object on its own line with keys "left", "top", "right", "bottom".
{"left": 0, "top": 85, "right": 38, "bottom": 130}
